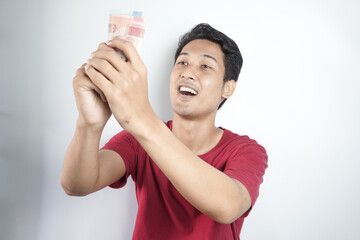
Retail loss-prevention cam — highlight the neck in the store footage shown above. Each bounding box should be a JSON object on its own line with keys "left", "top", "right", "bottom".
{"left": 171, "top": 113, "right": 223, "bottom": 155}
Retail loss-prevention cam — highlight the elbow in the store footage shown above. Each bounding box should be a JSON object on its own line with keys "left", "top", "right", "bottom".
{"left": 60, "top": 176, "right": 89, "bottom": 197}
{"left": 210, "top": 202, "right": 247, "bottom": 224}
{"left": 213, "top": 211, "right": 240, "bottom": 225}
{"left": 62, "top": 186, "right": 88, "bottom": 197}
{"left": 213, "top": 184, "right": 252, "bottom": 224}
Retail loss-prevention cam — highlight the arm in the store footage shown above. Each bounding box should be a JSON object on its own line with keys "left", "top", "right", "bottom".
{"left": 61, "top": 120, "right": 126, "bottom": 196}
{"left": 133, "top": 118, "right": 251, "bottom": 224}
{"left": 61, "top": 59, "right": 126, "bottom": 196}
{"left": 85, "top": 39, "right": 251, "bottom": 223}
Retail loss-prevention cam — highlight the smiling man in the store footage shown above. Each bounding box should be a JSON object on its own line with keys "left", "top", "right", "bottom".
{"left": 61, "top": 23, "right": 268, "bottom": 240}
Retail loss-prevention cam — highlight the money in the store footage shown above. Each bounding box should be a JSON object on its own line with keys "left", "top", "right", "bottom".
{"left": 108, "top": 10, "right": 146, "bottom": 60}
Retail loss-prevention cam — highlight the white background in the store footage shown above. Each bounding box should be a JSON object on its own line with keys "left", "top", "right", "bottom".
{"left": 1, "top": 0, "right": 360, "bottom": 239}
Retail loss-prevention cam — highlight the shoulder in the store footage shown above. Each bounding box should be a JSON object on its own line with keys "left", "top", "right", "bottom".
{"left": 217, "top": 128, "right": 268, "bottom": 172}
{"left": 107, "top": 129, "right": 137, "bottom": 144}
{"left": 101, "top": 129, "right": 140, "bottom": 154}
{"left": 220, "top": 128, "right": 267, "bottom": 155}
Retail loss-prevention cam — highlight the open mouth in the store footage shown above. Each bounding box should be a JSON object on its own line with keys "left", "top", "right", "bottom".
{"left": 179, "top": 86, "right": 198, "bottom": 96}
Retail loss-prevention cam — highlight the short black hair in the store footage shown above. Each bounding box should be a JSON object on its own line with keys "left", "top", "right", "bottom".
{"left": 174, "top": 23, "right": 243, "bottom": 109}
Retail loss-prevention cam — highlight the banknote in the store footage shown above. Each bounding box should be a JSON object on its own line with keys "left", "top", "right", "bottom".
{"left": 108, "top": 10, "right": 146, "bottom": 60}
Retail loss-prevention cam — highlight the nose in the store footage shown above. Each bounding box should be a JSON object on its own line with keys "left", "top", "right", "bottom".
{"left": 180, "top": 67, "right": 196, "bottom": 80}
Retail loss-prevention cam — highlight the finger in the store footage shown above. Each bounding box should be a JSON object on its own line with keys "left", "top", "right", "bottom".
{"left": 84, "top": 64, "right": 111, "bottom": 96}
{"left": 92, "top": 43, "right": 127, "bottom": 72}
{"left": 93, "top": 87, "right": 107, "bottom": 102}
{"left": 75, "top": 63, "right": 87, "bottom": 77}
{"left": 74, "top": 64, "right": 107, "bottom": 102}
{"left": 87, "top": 58, "right": 119, "bottom": 83}
{"left": 73, "top": 63, "right": 92, "bottom": 87}
{"left": 106, "top": 38, "right": 144, "bottom": 67}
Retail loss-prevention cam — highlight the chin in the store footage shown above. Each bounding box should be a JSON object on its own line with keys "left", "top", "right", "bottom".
{"left": 172, "top": 104, "right": 197, "bottom": 118}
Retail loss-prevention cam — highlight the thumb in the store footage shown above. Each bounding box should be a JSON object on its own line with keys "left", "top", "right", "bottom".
{"left": 106, "top": 38, "right": 142, "bottom": 66}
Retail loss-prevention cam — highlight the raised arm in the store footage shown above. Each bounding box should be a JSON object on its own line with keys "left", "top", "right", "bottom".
{"left": 61, "top": 58, "right": 126, "bottom": 196}
{"left": 61, "top": 120, "right": 126, "bottom": 196}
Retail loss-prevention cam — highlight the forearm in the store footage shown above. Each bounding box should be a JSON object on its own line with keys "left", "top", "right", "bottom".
{"left": 131, "top": 118, "right": 244, "bottom": 223}
{"left": 61, "top": 118, "right": 103, "bottom": 196}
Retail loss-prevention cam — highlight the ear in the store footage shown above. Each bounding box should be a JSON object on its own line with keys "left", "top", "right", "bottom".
{"left": 222, "top": 80, "right": 236, "bottom": 99}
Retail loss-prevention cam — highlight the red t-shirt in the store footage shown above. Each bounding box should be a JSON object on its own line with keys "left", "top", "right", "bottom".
{"left": 101, "top": 121, "right": 268, "bottom": 240}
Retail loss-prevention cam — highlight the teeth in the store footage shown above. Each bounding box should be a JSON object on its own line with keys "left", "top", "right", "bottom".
{"left": 180, "top": 86, "right": 198, "bottom": 95}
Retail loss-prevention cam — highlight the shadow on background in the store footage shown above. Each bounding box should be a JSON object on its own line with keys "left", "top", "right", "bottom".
{"left": 0, "top": 0, "right": 44, "bottom": 239}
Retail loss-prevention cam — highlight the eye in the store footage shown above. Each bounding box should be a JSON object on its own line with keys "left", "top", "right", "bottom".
{"left": 177, "top": 61, "right": 188, "bottom": 65}
{"left": 201, "top": 64, "right": 211, "bottom": 69}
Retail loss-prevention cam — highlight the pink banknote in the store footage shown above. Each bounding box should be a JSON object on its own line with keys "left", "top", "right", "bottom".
{"left": 108, "top": 10, "right": 146, "bottom": 60}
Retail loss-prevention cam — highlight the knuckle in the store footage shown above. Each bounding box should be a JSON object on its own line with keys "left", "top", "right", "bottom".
{"left": 93, "top": 49, "right": 106, "bottom": 57}
{"left": 91, "top": 51, "right": 98, "bottom": 58}
{"left": 72, "top": 76, "right": 81, "bottom": 88}
{"left": 76, "top": 65, "right": 84, "bottom": 75}
{"left": 134, "top": 71, "right": 141, "bottom": 81}
{"left": 73, "top": 69, "right": 86, "bottom": 80}
{"left": 140, "top": 65, "right": 147, "bottom": 75}
{"left": 97, "top": 42, "right": 106, "bottom": 49}
{"left": 87, "top": 58, "right": 93, "bottom": 65}
{"left": 73, "top": 71, "right": 83, "bottom": 82}
{"left": 128, "top": 70, "right": 138, "bottom": 82}
{"left": 121, "top": 79, "right": 130, "bottom": 91}
{"left": 75, "top": 68, "right": 82, "bottom": 76}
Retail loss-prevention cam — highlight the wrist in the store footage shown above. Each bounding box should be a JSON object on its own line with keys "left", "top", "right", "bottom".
{"left": 76, "top": 116, "right": 106, "bottom": 134}
{"left": 123, "top": 109, "right": 163, "bottom": 140}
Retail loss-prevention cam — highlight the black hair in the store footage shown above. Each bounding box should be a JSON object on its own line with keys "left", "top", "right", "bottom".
{"left": 174, "top": 23, "right": 243, "bottom": 109}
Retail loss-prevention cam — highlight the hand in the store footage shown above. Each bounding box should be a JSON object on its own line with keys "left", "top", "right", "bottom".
{"left": 84, "top": 39, "right": 154, "bottom": 134}
{"left": 72, "top": 63, "right": 111, "bottom": 130}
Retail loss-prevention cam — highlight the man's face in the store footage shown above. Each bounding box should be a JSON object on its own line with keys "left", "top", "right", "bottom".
{"left": 170, "top": 39, "right": 227, "bottom": 119}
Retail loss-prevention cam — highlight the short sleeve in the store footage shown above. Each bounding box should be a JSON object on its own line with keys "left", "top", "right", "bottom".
{"left": 100, "top": 130, "right": 138, "bottom": 188}
{"left": 223, "top": 143, "right": 268, "bottom": 217}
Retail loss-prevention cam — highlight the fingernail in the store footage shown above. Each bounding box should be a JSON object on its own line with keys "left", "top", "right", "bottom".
{"left": 106, "top": 40, "right": 112, "bottom": 45}
{"left": 85, "top": 64, "right": 90, "bottom": 70}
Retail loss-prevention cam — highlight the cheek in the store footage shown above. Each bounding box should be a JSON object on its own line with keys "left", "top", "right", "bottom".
{"left": 169, "top": 77, "right": 176, "bottom": 93}
{"left": 169, "top": 76, "right": 177, "bottom": 98}
{"left": 169, "top": 69, "right": 177, "bottom": 85}
{"left": 169, "top": 68, "right": 181, "bottom": 90}
{"left": 203, "top": 78, "right": 224, "bottom": 96}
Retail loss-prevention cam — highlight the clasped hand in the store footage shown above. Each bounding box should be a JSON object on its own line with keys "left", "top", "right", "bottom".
{"left": 84, "top": 39, "right": 152, "bottom": 133}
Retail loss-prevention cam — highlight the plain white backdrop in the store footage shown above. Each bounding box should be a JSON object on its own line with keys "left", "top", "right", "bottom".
{"left": 1, "top": 0, "right": 360, "bottom": 239}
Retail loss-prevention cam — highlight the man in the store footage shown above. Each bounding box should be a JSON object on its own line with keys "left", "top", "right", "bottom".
{"left": 61, "top": 23, "right": 267, "bottom": 239}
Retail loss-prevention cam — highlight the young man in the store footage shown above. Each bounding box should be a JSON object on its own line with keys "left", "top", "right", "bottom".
{"left": 61, "top": 23, "right": 267, "bottom": 239}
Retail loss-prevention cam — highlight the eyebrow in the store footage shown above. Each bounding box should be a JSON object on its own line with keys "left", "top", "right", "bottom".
{"left": 179, "top": 52, "right": 218, "bottom": 63}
